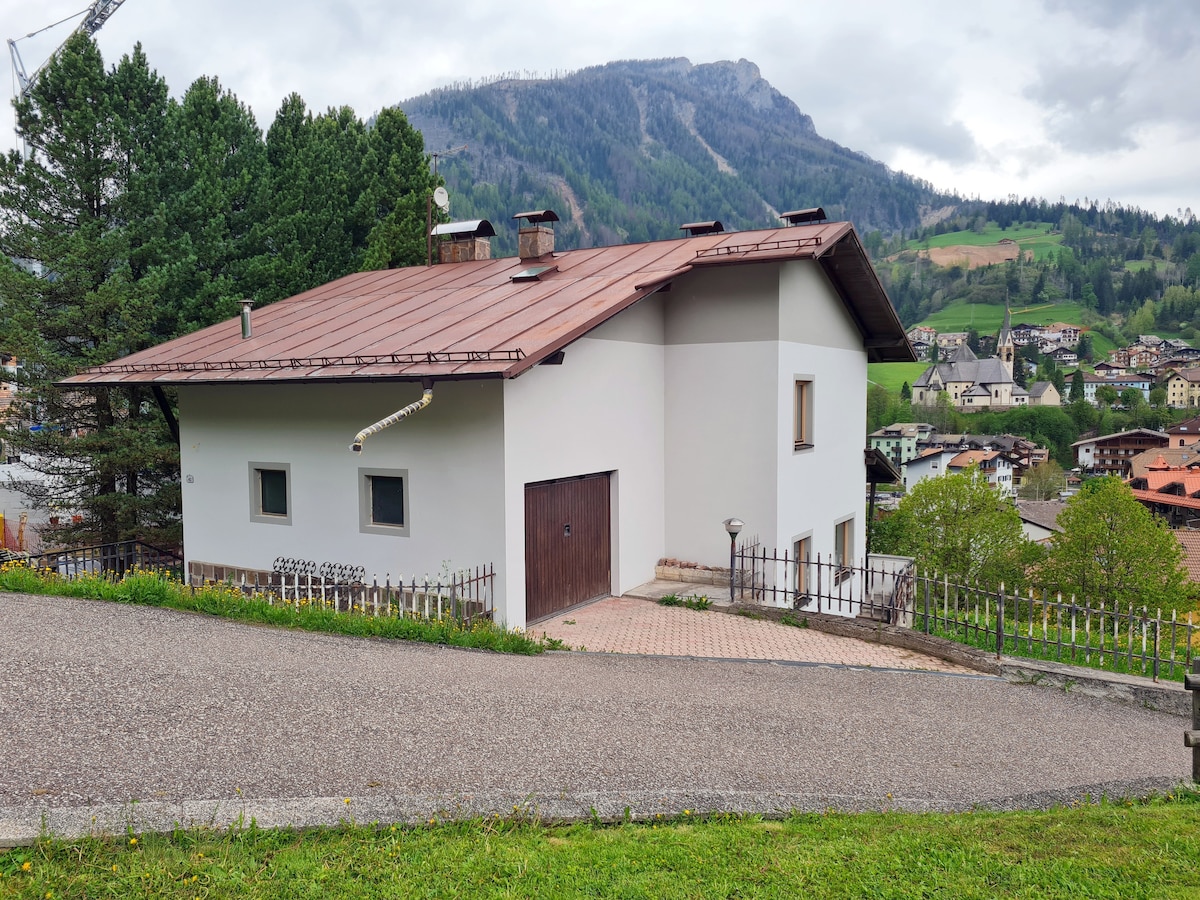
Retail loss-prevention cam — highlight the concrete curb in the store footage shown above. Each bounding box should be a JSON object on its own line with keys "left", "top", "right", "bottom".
{"left": 3, "top": 779, "right": 1194, "bottom": 847}
{"left": 716, "top": 602, "right": 1192, "bottom": 716}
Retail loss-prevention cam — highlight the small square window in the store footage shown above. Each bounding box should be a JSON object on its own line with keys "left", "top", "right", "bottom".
{"left": 359, "top": 468, "right": 410, "bottom": 537}
{"left": 249, "top": 462, "right": 291, "bottom": 526}
{"left": 794, "top": 379, "right": 813, "bottom": 451}
{"left": 370, "top": 475, "right": 405, "bottom": 526}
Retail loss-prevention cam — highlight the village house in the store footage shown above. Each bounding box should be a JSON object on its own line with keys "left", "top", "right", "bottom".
{"left": 902, "top": 448, "right": 1014, "bottom": 497}
{"left": 1074, "top": 371, "right": 1156, "bottom": 406}
{"left": 62, "top": 213, "right": 913, "bottom": 629}
{"left": 1168, "top": 415, "right": 1200, "bottom": 447}
{"left": 1072, "top": 427, "right": 1169, "bottom": 477}
{"left": 867, "top": 422, "right": 936, "bottom": 469}
{"left": 1164, "top": 368, "right": 1200, "bottom": 409}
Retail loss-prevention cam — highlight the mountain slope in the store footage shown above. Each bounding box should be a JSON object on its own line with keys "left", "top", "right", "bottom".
{"left": 400, "top": 58, "right": 956, "bottom": 254}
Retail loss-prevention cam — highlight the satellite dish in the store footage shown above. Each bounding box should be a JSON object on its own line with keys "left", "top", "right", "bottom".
{"left": 433, "top": 186, "right": 450, "bottom": 212}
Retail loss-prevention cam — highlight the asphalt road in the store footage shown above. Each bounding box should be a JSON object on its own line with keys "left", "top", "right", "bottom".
{"left": 0, "top": 592, "right": 1191, "bottom": 843}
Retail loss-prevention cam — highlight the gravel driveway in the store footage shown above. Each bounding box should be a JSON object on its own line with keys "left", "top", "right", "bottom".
{"left": 0, "top": 592, "right": 1191, "bottom": 842}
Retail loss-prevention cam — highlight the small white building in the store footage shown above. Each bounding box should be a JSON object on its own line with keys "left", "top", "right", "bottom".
{"left": 64, "top": 216, "right": 914, "bottom": 629}
{"left": 903, "top": 448, "right": 1014, "bottom": 497}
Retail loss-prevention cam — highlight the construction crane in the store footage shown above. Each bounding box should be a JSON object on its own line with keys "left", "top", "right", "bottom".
{"left": 8, "top": 1, "right": 128, "bottom": 148}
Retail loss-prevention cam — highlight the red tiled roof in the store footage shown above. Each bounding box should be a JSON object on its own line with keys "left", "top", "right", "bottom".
{"left": 1129, "top": 487, "right": 1200, "bottom": 510}
{"left": 62, "top": 222, "right": 913, "bottom": 386}
{"left": 1175, "top": 531, "right": 1200, "bottom": 582}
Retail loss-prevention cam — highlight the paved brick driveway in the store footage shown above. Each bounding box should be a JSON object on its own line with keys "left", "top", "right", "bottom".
{"left": 533, "top": 596, "right": 978, "bottom": 673}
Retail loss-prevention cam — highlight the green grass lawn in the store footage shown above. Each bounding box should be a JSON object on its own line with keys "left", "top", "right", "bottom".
{"left": 5, "top": 799, "right": 1198, "bottom": 898}
{"left": 868, "top": 361, "right": 928, "bottom": 394}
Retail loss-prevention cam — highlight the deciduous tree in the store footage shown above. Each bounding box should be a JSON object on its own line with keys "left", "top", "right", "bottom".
{"left": 883, "top": 465, "right": 1029, "bottom": 588}
{"left": 1041, "top": 477, "right": 1187, "bottom": 612}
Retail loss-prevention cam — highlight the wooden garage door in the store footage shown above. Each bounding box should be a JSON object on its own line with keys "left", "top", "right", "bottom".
{"left": 525, "top": 473, "right": 611, "bottom": 621}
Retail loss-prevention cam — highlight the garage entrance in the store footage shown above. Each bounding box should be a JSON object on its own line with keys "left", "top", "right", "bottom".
{"left": 524, "top": 472, "right": 612, "bottom": 621}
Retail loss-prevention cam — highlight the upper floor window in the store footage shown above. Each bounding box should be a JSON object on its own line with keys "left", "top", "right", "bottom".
{"left": 794, "top": 379, "right": 813, "bottom": 451}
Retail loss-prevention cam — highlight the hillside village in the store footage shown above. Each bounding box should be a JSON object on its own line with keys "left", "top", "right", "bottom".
{"left": 873, "top": 308, "right": 1200, "bottom": 539}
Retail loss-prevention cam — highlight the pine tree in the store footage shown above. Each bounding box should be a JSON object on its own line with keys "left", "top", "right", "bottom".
{"left": 0, "top": 35, "right": 179, "bottom": 546}
{"left": 360, "top": 107, "right": 438, "bottom": 270}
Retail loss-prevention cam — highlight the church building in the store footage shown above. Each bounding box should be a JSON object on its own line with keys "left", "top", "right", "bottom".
{"left": 911, "top": 309, "right": 1026, "bottom": 410}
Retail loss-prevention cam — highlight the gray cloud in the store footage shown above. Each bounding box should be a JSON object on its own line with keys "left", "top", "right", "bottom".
{"left": 756, "top": 22, "right": 979, "bottom": 164}
{"left": 1024, "top": 60, "right": 1139, "bottom": 152}
{"left": 3, "top": 0, "right": 1196, "bottom": 217}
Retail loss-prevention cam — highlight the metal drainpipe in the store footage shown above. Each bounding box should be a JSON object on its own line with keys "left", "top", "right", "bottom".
{"left": 349, "top": 382, "right": 433, "bottom": 453}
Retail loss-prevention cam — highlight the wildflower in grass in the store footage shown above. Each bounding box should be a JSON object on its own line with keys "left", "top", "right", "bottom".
{"left": 129, "top": 837, "right": 137, "bottom": 845}
{"left": 21, "top": 861, "right": 31, "bottom": 872}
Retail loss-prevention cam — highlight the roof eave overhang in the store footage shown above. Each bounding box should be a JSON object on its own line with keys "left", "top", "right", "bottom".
{"left": 814, "top": 229, "right": 915, "bottom": 363}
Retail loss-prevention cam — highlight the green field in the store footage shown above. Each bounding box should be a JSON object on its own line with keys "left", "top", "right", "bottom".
{"left": 905, "top": 222, "right": 1063, "bottom": 262}
{"left": 917, "top": 300, "right": 1087, "bottom": 334}
{"left": 868, "top": 361, "right": 927, "bottom": 393}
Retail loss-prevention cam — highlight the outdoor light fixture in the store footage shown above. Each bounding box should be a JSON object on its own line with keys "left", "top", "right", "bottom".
{"left": 723, "top": 517, "right": 744, "bottom": 602}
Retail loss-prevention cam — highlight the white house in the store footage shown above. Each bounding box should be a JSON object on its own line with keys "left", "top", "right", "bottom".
{"left": 63, "top": 215, "right": 913, "bottom": 629}
{"left": 903, "top": 448, "right": 1014, "bottom": 497}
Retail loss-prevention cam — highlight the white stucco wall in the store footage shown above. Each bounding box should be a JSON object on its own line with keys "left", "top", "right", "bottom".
{"left": 501, "top": 296, "right": 667, "bottom": 630}
{"left": 178, "top": 379, "right": 506, "bottom": 595}
{"left": 776, "top": 261, "right": 869, "bottom": 576}
{"left": 661, "top": 260, "right": 870, "bottom": 575}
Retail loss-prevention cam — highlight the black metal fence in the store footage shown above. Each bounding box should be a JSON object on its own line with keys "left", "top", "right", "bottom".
{"left": 910, "top": 573, "right": 1197, "bottom": 683}
{"left": 732, "top": 541, "right": 1198, "bottom": 683}
{"left": 733, "top": 542, "right": 915, "bottom": 624}
{"left": 24, "top": 540, "right": 182, "bottom": 579}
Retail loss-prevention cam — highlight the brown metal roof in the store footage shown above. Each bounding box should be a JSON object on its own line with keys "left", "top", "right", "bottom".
{"left": 62, "top": 222, "right": 914, "bottom": 387}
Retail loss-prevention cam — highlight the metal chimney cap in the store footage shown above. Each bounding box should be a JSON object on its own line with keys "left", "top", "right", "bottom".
{"left": 780, "top": 207, "right": 827, "bottom": 225}
{"left": 431, "top": 219, "right": 497, "bottom": 238}
{"left": 680, "top": 221, "right": 724, "bottom": 236}
{"left": 512, "top": 209, "right": 560, "bottom": 225}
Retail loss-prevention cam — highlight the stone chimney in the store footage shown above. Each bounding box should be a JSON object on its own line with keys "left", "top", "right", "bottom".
{"left": 432, "top": 220, "right": 496, "bottom": 263}
{"left": 513, "top": 209, "right": 559, "bottom": 259}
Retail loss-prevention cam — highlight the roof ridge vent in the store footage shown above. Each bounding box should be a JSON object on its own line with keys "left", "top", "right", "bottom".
{"left": 514, "top": 209, "right": 559, "bottom": 260}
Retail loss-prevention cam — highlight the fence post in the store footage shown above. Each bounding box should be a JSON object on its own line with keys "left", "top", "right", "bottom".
{"left": 1185, "top": 660, "right": 1200, "bottom": 784}
{"left": 996, "top": 583, "right": 1005, "bottom": 660}
{"left": 923, "top": 573, "right": 930, "bottom": 634}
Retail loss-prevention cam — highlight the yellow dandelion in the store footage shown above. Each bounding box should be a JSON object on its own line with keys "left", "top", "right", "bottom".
{"left": 21, "top": 861, "right": 31, "bottom": 872}
{"left": 112, "top": 864, "right": 118, "bottom": 872}
{"left": 343, "top": 797, "right": 351, "bottom": 805}
{"left": 129, "top": 837, "right": 137, "bottom": 845}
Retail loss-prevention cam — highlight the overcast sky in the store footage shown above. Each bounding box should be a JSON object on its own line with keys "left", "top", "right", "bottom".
{"left": 4, "top": 0, "right": 1199, "bottom": 220}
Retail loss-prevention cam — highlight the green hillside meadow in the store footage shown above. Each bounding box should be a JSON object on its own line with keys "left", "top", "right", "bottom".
{"left": 905, "top": 222, "right": 1064, "bottom": 262}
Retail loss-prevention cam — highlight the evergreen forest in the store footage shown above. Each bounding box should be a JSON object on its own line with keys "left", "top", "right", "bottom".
{"left": 0, "top": 34, "right": 437, "bottom": 547}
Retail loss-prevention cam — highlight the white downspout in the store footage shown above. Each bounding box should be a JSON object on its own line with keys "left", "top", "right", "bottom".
{"left": 349, "top": 384, "right": 433, "bottom": 453}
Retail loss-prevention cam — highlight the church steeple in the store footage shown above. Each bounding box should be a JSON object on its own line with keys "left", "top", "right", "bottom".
{"left": 998, "top": 304, "right": 1015, "bottom": 378}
